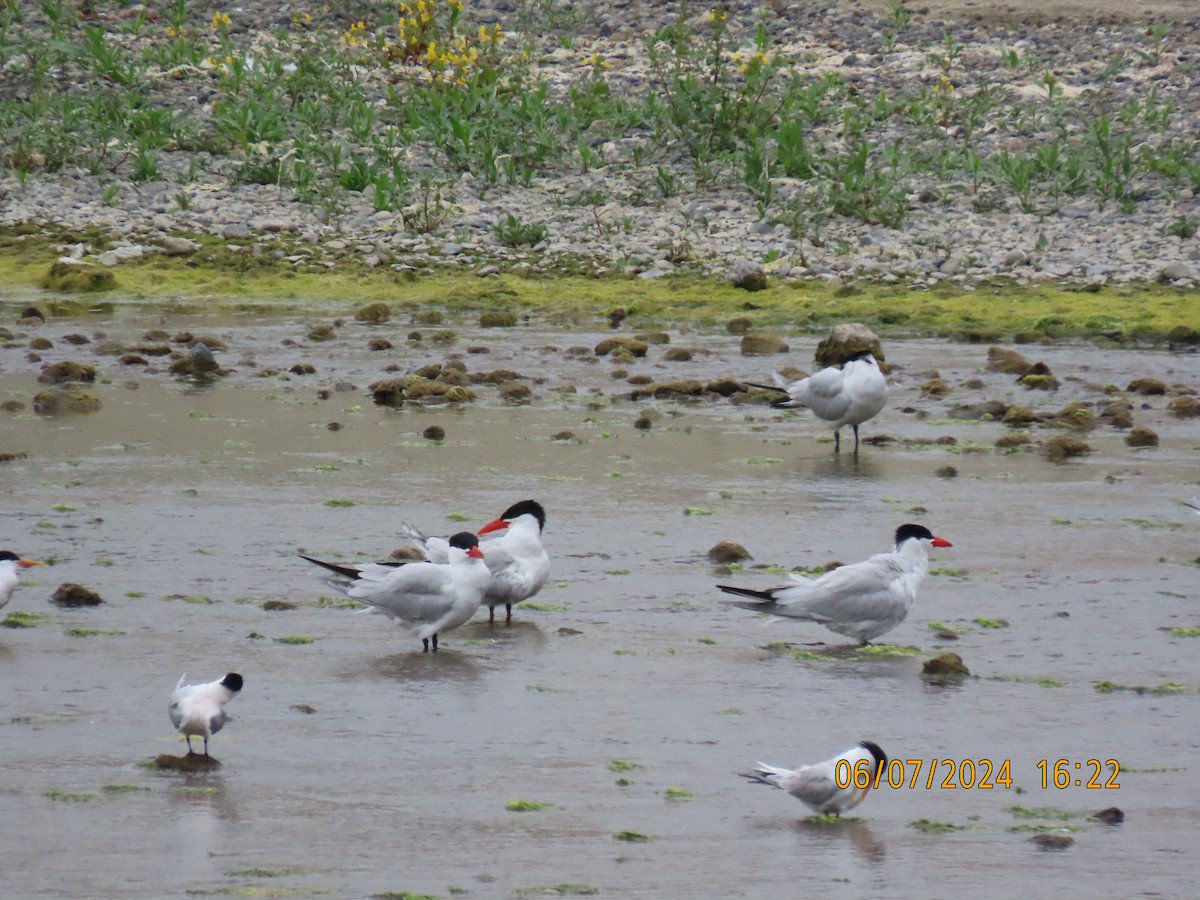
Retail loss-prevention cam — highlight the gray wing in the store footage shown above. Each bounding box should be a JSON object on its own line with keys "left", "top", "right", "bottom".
{"left": 790, "top": 367, "right": 852, "bottom": 419}
{"left": 782, "top": 761, "right": 840, "bottom": 807}
{"left": 773, "top": 557, "right": 908, "bottom": 623}
{"left": 346, "top": 563, "right": 456, "bottom": 618}
{"left": 486, "top": 549, "right": 550, "bottom": 606}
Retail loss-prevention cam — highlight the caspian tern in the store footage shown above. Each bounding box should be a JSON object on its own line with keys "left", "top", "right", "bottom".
{"left": 743, "top": 741, "right": 888, "bottom": 816}
{"left": 401, "top": 500, "right": 551, "bottom": 624}
{"left": 717, "top": 524, "right": 952, "bottom": 644}
{"left": 0, "top": 551, "right": 46, "bottom": 612}
{"left": 301, "top": 532, "right": 490, "bottom": 652}
{"left": 752, "top": 351, "right": 888, "bottom": 453}
{"left": 168, "top": 672, "right": 243, "bottom": 756}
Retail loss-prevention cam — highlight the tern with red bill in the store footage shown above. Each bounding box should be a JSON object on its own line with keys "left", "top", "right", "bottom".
{"left": 717, "top": 524, "right": 952, "bottom": 645}
{"left": 401, "top": 500, "right": 550, "bottom": 624}
{"left": 743, "top": 741, "right": 888, "bottom": 816}
{"left": 301, "top": 532, "right": 490, "bottom": 652}
{"left": 168, "top": 672, "right": 243, "bottom": 756}
{"left": 0, "top": 551, "right": 46, "bottom": 612}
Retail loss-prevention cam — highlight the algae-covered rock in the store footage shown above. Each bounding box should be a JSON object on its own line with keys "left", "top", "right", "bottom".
{"left": 1018, "top": 362, "right": 1059, "bottom": 390}
{"left": 921, "top": 378, "right": 951, "bottom": 397}
{"left": 1127, "top": 377, "right": 1167, "bottom": 395}
{"left": 663, "top": 347, "right": 694, "bottom": 362}
{"left": 1125, "top": 426, "right": 1158, "bottom": 447}
{"left": 707, "top": 541, "right": 752, "bottom": 563}
{"left": 635, "top": 331, "right": 671, "bottom": 345}
{"left": 369, "top": 379, "right": 406, "bottom": 407}
{"left": 726, "top": 317, "right": 753, "bottom": 335}
{"left": 354, "top": 302, "right": 391, "bottom": 325}
{"left": 422, "top": 425, "right": 446, "bottom": 441}
{"left": 307, "top": 323, "right": 337, "bottom": 342}
{"left": 986, "top": 346, "right": 1031, "bottom": 374}
{"left": 33, "top": 389, "right": 102, "bottom": 414}
{"left": 952, "top": 400, "right": 1009, "bottom": 421}
{"left": 368, "top": 338, "right": 393, "bottom": 351}
{"left": 1002, "top": 405, "right": 1041, "bottom": 426}
{"left": 1098, "top": 400, "right": 1133, "bottom": 429}
{"left": 1167, "top": 396, "right": 1200, "bottom": 418}
{"left": 727, "top": 258, "right": 768, "bottom": 291}
{"left": 1052, "top": 401, "right": 1096, "bottom": 430}
{"left": 995, "top": 432, "right": 1032, "bottom": 449}
{"left": 705, "top": 377, "right": 747, "bottom": 396}
{"left": 154, "top": 753, "right": 221, "bottom": 771}
{"left": 923, "top": 652, "right": 969, "bottom": 676}
{"left": 814, "top": 323, "right": 885, "bottom": 368}
{"left": 739, "top": 332, "right": 789, "bottom": 356}
{"left": 1044, "top": 436, "right": 1091, "bottom": 460}
{"left": 38, "top": 361, "right": 95, "bottom": 384}
{"left": 480, "top": 311, "right": 518, "bottom": 327}
{"left": 50, "top": 583, "right": 103, "bottom": 607}
{"left": 651, "top": 380, "right": 704, "bottom": 397}
{"left": 498, "top": 381, "right": 532, "bottom": 404}
{"left": 595, "top": 337, "right": 648, "bottom": 357}
{"left": 41, "top": 258, "right": 115, "bottom": 293}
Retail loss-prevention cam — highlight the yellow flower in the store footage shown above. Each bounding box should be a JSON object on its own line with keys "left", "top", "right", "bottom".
{"left": 210, "top": 10, "right": 231, "bottom": 30}
{"left": 708, "top": 8, "right": 726, "bottom": 25}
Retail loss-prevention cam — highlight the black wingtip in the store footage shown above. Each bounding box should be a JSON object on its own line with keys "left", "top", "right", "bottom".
{"left": 716, "top": 584, "right": 778, "bottom": 604}
{"left": 298, "top": 554, "right": 362, "bottom": 580}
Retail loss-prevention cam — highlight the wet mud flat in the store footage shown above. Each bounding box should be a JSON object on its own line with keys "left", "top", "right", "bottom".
{"left": 0, "top": 301, "right": 1198, "bottom": 898}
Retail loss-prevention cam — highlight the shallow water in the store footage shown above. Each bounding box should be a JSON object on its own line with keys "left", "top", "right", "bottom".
{"left": 1, "top": 300, "right": 1197, "bottom": 898}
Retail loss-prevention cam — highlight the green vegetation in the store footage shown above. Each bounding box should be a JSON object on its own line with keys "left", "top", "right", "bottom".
{"left": 65, "top": 628, "right": 126, "bottom": 637}
{"left": 973, "top": 617, "right": 1008, "bottom": 629}
{"left": 613, "top": 830, "right": 651, "bottom": 842}
{"left": 908, "top": 818, "right": 968, "bottom": 833}
{"left": 2, "top": 610, "right": 52, "bottom": 628}
{"left": 275, "top": 635, "right": 318, "bottom": 645}
{"left": 608, "top": 758, "right": 641, "bottom": 773}
{"left": 664, "top": 787, "right": 693, "bottom": 802}
{"left": 505, "top": 799, "right": 553, "bottom": 812}
{"left": 44, "top": 790, "right": 96, "bottom": 802}
{"left": 512, "top": 886, "right": 599, "bottom": 897}
{"left": 856, "top": 644, "right": 922, "bottom": 657}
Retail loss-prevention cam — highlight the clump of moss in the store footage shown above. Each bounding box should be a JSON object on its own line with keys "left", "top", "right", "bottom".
{"left": 1167, "top": 396, "right": 1199, "bottom": 417}
{"left": 739, "top": 331, "right": 788, "bottom": 356}
{"left": 1018, "top": 362, "right": 1059, "bottom": 390}
{"left": 506, "top": 799, "right": 553, "bottom": 812}
{"left": 923, "top": 652, "right": 970, "bottom": 676}
{"left": 37, "top": 361, "right": 95, "bottom": 384}
{"left": 1002, "top": 406, "right": 1041, "bottom": 426}
{"left": 50, "top": 583, "right": 102, "bottom": 607}
{"left": 480, "top": 311, "right": 518, "bottom": 327}
{"left": 355, "top": 302, "right": 391, "bottom": 324}
{"left": 595, "top": 336, "right": 648, "bottom": 357}
{"left": 41, "top": 259, "right": 115, "bottom": 292}
{"left": 1043, "top": 436, "right": 1090, "bottom": 460}
{"left": 1125, "top": 426, "right": 1158, "bottom": 448}
{"left": 651, "top": 380, "right": 704, "bottom": 397}
{"left": 986, "top": 346, "right": 1031, "bottom": 374}
{"left": 1126, "top": 377, "right": 1167, "bottom": 395}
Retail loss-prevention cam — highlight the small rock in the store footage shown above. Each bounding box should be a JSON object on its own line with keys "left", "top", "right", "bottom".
{"left": 1167, "top": 396, "right": 1199, "bottom": 417}
{"left": 726, "top": 317, "right": 753, "bottom": 334}
{"left": 986, "top": 346, "right": 1031, "bottom": 374}
{"left": 739, "top": 332, "right": 789, "bottom": 355}
{"left": 38, "top": 361, "right": 95, "bottom": 384}
{"left": 1018, "top": 362, "right": 1059, "bottom": 390}
{"left": 307, "top": 324, "right": 337, "bottom": 342}
{"left": 814, "top": 323, "right": 884, "bottom": 367}
{"left": 498, "top": 381, "right": 532, "bottom": 404}
{"left": 159, "top": 236, "right": 199, "bottom": 256}
{"left": 480, "top": 311, "right": 518, "bottom": 327}
{"left": 707, "top": 541, "right": 752, "bottom": 563}
{"left": 50, "top": 583, "right": 103, "bottom": 607}
{"left": 935, "top": 465, "right": 958, "bottom": 478}
{"left": 663, "top": 347, "right": 693, "bottom": 362}
{"left": 727, "top": 259, "right": 768, "bottom": 291}
{"left": 354, "top": 302, "right": 391, "bottom": 324}
{"left": 1125, "top": 426, "right": 1158, "bottom": 447}
{"left": 1159, "top": 262, "right": 1194, "bottom": 282}
{"left": 1029, "top": 834, "right": 1074, "bottom": 851}
{"left": 368, "top": 338, "right": 393, "bottom": 351}
{"left": 1002, "top": 406, "right": 1041, "bottom": 426}
{"left": 422, "top": 425, "right": 446, "bottom": 441}
{"left": 922, "top": 652, "right": 969, "bottom": 676}
{"left": 595, "top": 337, "right": 648, "bottom": 357}
{"left": 1126, "top": 377, "right": 1167, "bottom": 395}
{"left": 1044, "top": 436, "right": 1091, "bottom": 460}
{"left": 1091, "top": 807, "right": 1124, "bottom": 825}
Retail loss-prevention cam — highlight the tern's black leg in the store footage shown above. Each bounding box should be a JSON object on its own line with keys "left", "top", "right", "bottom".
{"left": 422, "top": 637, "right": 430, "bottom": 652}
{"left": 185, "top": 735, "right": 194, "bottom": 754}
{"left": 203, "top": 736, "right": 210, "bottom": 756}
{"left": 506, "top": 603, "right": 513, "bottom": 624}
{"left": 431, "top": 633, "right": 439, "bottom": 652}
{"left": 834, "top": 429, "right": 841, "bottom": 452}
{"left": 488, "top": 606, "right": 496, "bottom": 624}
{"left": 852, "top": 424, "right": 861, "bottom": 453}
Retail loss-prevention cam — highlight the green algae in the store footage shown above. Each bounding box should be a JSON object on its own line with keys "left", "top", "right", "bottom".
{"left": 1, "top": 231, "right": 1195, "bottom": 341}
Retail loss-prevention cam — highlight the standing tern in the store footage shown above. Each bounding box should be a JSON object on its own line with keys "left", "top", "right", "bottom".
{"left": 401, "top": 500, "right": 551, "bottom": 624}
{"left": 717, "top": 524, "right": 952, "bottom": 644}
{"left": 169, "top": 672, "right": 243, "bottom": 756}
{"left": 301, "top": 532, "right": 490, "bottom": 652}
{"left": 743, "top": 741, "right": 888, "bottom": 816}
{"left": 0, "top": 551, "right": 46, "bottom": 612}
{"left": 751, "top": 351, "right": 888, "bottom": 453}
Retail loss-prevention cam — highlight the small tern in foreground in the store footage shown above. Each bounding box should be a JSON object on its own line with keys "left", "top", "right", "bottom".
{"left": 743, "top": 740, "right": 888, "bottom": 816}
{"left": 401, "top": 500, "right": 550, "bottom": 623}
{"left": 301, "top": 532, "right": 490, "bottom": 651}
{"left": 717, "top": 524, "right": 952, "bottom": 645}
{"left": 0, "top": 551, "right": 46, "bottom": 611}
{"left": 169, "top": 672, "right": 243, "bottom": 756}
{"left": 751, "top": 351, "right": 888, "bottom": 453}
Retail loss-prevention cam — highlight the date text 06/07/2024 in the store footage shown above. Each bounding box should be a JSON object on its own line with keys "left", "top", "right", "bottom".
{"left": 834, "top": 758, "right": 1122, "bottom": 791}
